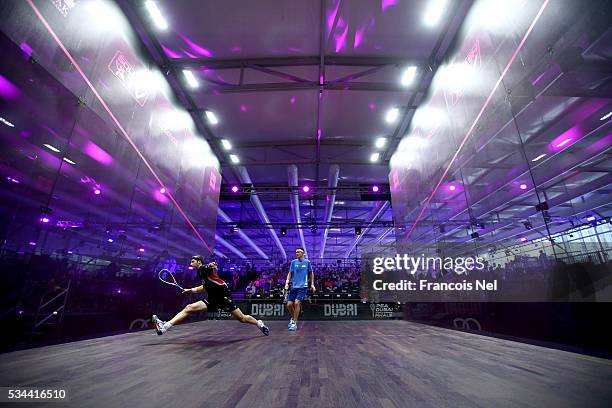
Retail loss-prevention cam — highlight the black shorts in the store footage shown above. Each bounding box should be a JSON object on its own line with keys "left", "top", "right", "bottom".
{"left": 203, "top": 287, "right": 238, "bottom": 312}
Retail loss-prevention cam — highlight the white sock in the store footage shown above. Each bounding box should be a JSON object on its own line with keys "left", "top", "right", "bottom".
{"left": 162, "top": 322, "right": 173, "bottom": 331}
{"left": 257, "top": 320, "right": 264, "bottom": 328}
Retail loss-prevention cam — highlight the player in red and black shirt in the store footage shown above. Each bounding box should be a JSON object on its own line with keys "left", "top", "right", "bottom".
{"left": 152, "top": 255, "right": 269, "bottom": 336}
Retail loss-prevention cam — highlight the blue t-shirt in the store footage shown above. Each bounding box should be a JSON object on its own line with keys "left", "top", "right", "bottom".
{"left": 289, "top": 258, "right": 312, "bottom": 288}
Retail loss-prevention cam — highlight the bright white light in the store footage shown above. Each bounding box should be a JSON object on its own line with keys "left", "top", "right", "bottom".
{"left": 423, "top": 0, "right": 449, "bottom": 27}
{"left": 334, "top": 201, "right": 345, "bottom": 205}
{"left": 600, "top": 111, "right": 612, "bottom": 121}
{"left": 390, "top": 151, "right": 414, "bottom": 168}
{"left": 0, "top": 116, "right": 15, "bottom": 127}
{"left": 375, "top": 137, "right": 386, "bottom": 149}
{"left": 221, "top": 139, "right": 232, "bottom": 150}
{"left": 162, "top": 110, "right": 193, "bottom": 131}
{"left": 385, "top": 108, "right": 399, "bottom": 124}
{"left": 370, "top": 152, "right": 380, "bottom": 162}
{"left": 401, "top": 136, "right": 427, "bottom": 149}
{"left": 145, "top": 1, "right": 168, "bottom": 30}
{"left": 532, "top": 153, "right": 547, "bottom": 162}
{"left": 182, "top": 70, "right": 198, "bottom": 88}
{"left": 229, "top": 154, "right": 240, "bottom": 164}
{"left": 62, "top": 157, "right": 76, "bottom": 165}
{"left": 412, "top": 106, "right": 443, "bottom": 130}
{"left": 205, "top": 110, "right": 218, "bottom": 125}
{"left": 400, "top": 66, "right": 418, "bottom": 87}
{"left": 182, "top": 138, "right": 211, "bottom": 168}
{"left": 43, "top": 144, "right": 61, "bottom": 153}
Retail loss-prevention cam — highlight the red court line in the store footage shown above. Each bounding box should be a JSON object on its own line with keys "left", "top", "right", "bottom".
{"left": 404, "top": 0, "right": 550, "bottom": 241}
{"left": 26, "top": 0, "right": 213, "bottom": 255}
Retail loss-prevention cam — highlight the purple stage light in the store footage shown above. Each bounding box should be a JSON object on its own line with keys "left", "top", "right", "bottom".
{"left": 159, "top": 187, "right": 166, "bottom": 194}
{"left": 586, "top": 216, "right": 596, "bottom": 222}
{"left": 449, "top": 185, "right": 456, "bottom": 191}
{"left": 139, "top": 248, "right": 145, "bottom": 252}
{"left": 18, "top": 310, "right": 24, "bottom": 315}
{"left": 28, "top": 241, "right": 36, "bottom": 246}
{"left": 116, "top": 289, "right": 122, "bottom": 294}
{"left": 107, "top": 238, "right": 114, "bottom": 243}
{"left": 94, "top": 188, "right": 101, "bottom": 195}
{"left": 231, "top": 185, "right": 239, "bottom": 193}
{"left": 67, "top": 251, "right": 73, "bottom": 254}
{"left": 372, "top": 185, "right": 380, "bottom": 193}
{"left": 6, "top": 176, "right": 19, "bottom": 184}
{"left": 41, "top": 217, "right": 50, "bottom": 223}
{"left": 302, "top": 186, "right": 310, "bottom": 193}
{"left": 520, "top": 237, "right": 527, "bottom": 242}
{"left": 520, "top": 184, "right": 527, "bottom": 190}
{"left": 83, "top": 141, "right": 113, "bottom": 165}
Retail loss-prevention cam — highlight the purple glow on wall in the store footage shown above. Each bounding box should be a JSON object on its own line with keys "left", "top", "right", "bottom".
{"left": 93, "top": 188, "right": 101, "bottom": 195}
{"left": 29, "top": 242, "right": 36, "bottom": 246}
{"left": 382, "top": 0, "right": 400, "bottom": 12}
{"left": 368, "top": 103, "right": 375, "bottom": 110}
{"left": 83, "top": 141, "right": 113, "bottom": 165}
{"left": 0, "top": 75, "right": 21, "bottom": 100}
{"left": 240, "top": 105, "right": 247, "bottom": 112}
{"left": 354, "top": 27, "right": 364, "bottom": 49}
{"left": 319, "top": 75, "right": 324, "bottom": 85}
{"left": 179, "top": 33, "right": 213, "bottom": 57}
{"left": 181, "top": 48, "right": 197, "bottom": 59}
{"left": 231, "top": 46, "right": 241, "bottom": 52}
{"left": 327, "top": 0, "right": 341, "bottom": 36}
{"left": 161, "top": 43, "right": 182, "bottom": 59}
{"left": 335, "top": 24, "right": 349, "bottom": 53}
{"left": 19, "top": 42, "right": 33, "bottom": 59}
{"left": 317, "top": 128, "right": 321, "bottom": 143}
{"left": 550, "top": 125, "right": 581, "bottom": 151}
{"left": 290, "top": 96, "right": 296, "bottom": 104}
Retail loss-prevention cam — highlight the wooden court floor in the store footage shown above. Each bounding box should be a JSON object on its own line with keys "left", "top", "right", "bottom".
{"left": 1, "top": 320, "right": 611, "bottom": 407}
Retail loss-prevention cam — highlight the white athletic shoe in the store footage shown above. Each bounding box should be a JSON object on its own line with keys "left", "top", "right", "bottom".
{"left": 152, "top": 314, "right": 165, "bottom": 335}
{"left": 287, "top": 319, "right": 294, "bottom": 329}
{"left": 258, "top": 320, "right": 270, "bottom": 336}
{"left": 288, "top": 322, "right": 297, "bottom": 331}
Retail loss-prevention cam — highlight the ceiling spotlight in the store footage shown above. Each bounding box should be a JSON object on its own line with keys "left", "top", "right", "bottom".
{"left": 532, "top": 153, "right": 547, "bottom": 162}
{"left": 43, "top": 144, "right": 61, "bottom": 152}
{"left": 62, "top": 157, "right": 76, "bottom": 165}
{"left": 423, "top": 0, "right": 449, "bottom": 27}
{"left": 144, "top": 1, "right": 168, "bottom": 30}
{"left": 205, "top": 110, "right": 218, "bottom": 125}
{"left": 600, "top": 111, "right": 612, "bottom": 121}
{"left": 231, "top": 185, "right": 239, "bottom": 193}
{"left": 0, "top": 116, "right": 15, "bottom": 127}
{"left": 221, "top": 139, "right": 232, "bottom": 150}
{"left": 519, "top": 183, "right": 527, "bottom": 190}
{"left": 449, "top": 185, "right": 456, "bottom": 191}
{"left": 159, "top": 187, "right": 166, "bottom": 194}
{"left": 93, "top": 188, "right": 101, "bottom": 195}
{"left": 182, "top": 70, "right": 198, "bottom": 88}
{"left": 371, "top": 185, "right": 380, "bottom": 193}
{"left": 107, "top": 238, "right": 114, "bottom": 243}
{"left": 520, "top": 237, "right": 527, "bottom": 242}
{"left": 229, "top": 154, "right": 240, "bottom": 164}
{"left": 370, "top": 152, "right": 380, "bottom": 162}
{"left": 555, "top": 138, "right": 572, "bottom": 148}
{"left": 385, "top": 108, "right": 399, "bottom": 124}
{"left": 400, "top": 66, "right": 417, "bottom": 87}
{"left": 41, "top": 217, "right": 50, "bottom": 223}
{"left": 586, "top": 215, "right": 596, "bottom": 222}
{"left": 375, "top": 137, "right": 387, "bottom": 149}
{"left": 139, "top": 248, "right": 145, "bottom": 252}
{"left": 302, "top": 185, "right": 310, "bottom": 193}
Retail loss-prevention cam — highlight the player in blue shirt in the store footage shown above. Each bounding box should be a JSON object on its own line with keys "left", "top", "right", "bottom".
{"left": 284, "top": 247, "right": 315, "bottom": 331}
